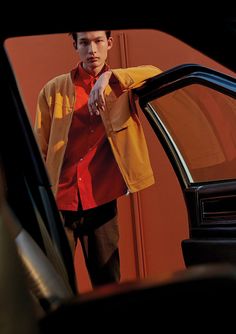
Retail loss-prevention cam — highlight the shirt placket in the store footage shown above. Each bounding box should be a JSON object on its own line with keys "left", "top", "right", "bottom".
{"left": 76, "top": 77, "right": 98, "bottom": 207}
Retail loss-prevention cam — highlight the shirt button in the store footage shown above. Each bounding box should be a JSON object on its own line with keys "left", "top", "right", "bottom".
{"left": 90, "top": 129, "right": 94, "bottom": 133}
{"left": 80, "top": 158, "right": 83, "bottom": 161}
{"left": 78, "top": 177, "right": 82, "bottom": 181}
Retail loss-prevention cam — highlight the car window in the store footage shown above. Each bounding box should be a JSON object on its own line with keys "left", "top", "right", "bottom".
{"left": 149, "top": 85, "right": 236, "bottom": 183}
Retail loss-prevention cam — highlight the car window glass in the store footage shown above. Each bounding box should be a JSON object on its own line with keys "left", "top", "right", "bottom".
{"left": 148, "top": 85, "right": 236, "bottom": 183}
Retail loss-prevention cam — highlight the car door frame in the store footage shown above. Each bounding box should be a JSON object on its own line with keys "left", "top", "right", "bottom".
{"left": 0, "top": 42, "right": 76, "bottom": 293}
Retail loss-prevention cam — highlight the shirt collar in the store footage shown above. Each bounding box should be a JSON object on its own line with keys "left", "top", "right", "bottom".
{"left": 71, "top": 62, "right": 110, "bottom": 85}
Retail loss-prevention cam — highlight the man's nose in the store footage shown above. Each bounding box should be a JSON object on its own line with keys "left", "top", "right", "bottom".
{"left": 88, "top": 42, "right": 97, "bottom": 54}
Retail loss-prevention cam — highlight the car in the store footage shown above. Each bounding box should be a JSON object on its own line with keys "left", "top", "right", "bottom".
{"left": 0, "top": 12, "right": 236, "bottom": 332}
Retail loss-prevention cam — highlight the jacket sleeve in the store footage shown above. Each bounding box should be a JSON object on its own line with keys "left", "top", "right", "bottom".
{"left": 34, "top": 88, "right": 52, "bottom": 161}
{"left": 111, "top": 65, "right": 162, "bottom": 90}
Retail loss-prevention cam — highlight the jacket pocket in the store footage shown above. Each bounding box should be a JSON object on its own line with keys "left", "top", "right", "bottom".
{"left": 109, "top": 91, "right": 132, "bottom": 132}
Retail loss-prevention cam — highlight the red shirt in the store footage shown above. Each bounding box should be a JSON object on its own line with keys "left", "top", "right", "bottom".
{"left": 56, "top": 63, "right": 127, "bottom": 211}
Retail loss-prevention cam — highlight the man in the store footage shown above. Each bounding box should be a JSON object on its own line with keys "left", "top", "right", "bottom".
{"left": 35, "top": 30, "right": 161, "bottom": 289}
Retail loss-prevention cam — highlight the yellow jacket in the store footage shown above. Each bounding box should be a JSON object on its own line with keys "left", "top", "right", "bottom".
{"left": 35, "top": 65, "right": 162, "bottom": 195}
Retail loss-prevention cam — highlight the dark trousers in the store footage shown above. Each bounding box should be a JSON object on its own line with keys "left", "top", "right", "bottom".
{"left": 61, "top": 200, "right": 120, "bottom": 288}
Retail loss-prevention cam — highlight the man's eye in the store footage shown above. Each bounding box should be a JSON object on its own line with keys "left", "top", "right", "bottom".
{"left": 80, "top": 41, "right": 88, "bottom": 46}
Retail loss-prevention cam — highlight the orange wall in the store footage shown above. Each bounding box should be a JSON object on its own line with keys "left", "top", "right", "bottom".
{"left": 5, "top": 30, "right": 235, "bottom": 293}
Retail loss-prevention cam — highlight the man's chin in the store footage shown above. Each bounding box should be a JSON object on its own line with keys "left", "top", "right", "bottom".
{"left": 83, "top": 61, "right": 104, "bottom": 75}
{"left": 89, "top": 61, "right": 101, "bottom": 68}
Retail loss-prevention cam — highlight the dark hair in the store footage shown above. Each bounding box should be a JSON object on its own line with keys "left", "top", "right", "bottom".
{"left": 69, "top": 31, "right": 111, "bottom": 47}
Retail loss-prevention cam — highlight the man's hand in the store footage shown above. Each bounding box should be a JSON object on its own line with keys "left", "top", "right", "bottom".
{"left": 88, "top": 70, "right": 112, "bottom": 115}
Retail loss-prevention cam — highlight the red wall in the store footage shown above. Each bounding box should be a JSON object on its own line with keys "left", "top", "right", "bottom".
{"left": 5, "top": 30, "right": 235, "bottom": 293}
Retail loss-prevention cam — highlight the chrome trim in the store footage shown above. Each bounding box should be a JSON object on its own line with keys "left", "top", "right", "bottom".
{"left": 145, "top": 103, "right": 193, "bottom": 185}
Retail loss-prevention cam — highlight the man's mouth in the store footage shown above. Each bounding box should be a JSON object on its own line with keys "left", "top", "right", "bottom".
{"left": 87, "top": 57, "right": 99, "bottom": 62}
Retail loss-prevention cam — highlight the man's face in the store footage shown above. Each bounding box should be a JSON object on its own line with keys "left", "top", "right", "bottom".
{"left": 75, "top": 31, "right": 113, "bottom": 73}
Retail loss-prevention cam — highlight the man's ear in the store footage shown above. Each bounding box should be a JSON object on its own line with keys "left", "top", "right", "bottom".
{"left": 107, "top": 37, "right": 113, "bottom": 50}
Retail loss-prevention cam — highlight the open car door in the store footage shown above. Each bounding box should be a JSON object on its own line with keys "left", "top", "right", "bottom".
{"left": 135, "top": 64, "right": 236, "bottom": 267}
